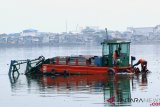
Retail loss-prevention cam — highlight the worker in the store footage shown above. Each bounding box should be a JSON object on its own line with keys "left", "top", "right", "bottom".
{"left": 132, "top": 59, "right": 147, "bottom": 72}
{"left": 112, "top": 50, "right": 119, "bottom": 65}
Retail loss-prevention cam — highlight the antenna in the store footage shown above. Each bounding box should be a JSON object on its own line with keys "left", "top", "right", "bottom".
{"left": 105, "top": 28, "right": 108, "bottom": 40}
{"left": 65, "top": 20, "right": 68, "bottom": 33}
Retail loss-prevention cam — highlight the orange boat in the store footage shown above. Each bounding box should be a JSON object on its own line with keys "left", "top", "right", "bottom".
{"left": 40, "top": 64, "right": 133, "bottom": 75}
{"left": 38, "top": 39, "right": 136, "bottom": 75}
{"left": 9, "top": 39, "right": 136, "bottom": 76}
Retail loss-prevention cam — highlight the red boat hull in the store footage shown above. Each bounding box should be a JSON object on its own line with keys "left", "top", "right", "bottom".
{"left": 40, "top": 64, "right": 133, "bottom": 75}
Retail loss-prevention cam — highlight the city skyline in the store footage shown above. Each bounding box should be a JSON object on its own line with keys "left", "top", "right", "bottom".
{"left": 0, "top": 0, "right": 160, "bottom": 34}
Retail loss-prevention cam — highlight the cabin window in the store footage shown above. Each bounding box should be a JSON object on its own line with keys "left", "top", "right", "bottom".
{"left": 121, "top": 44, "right": 129, "bottom": 54}
{"left": 112, "top": 44, "right": 117, "bottom": 53}
{"left": 103, "top": 44, "right": 109, "bottom": 55}
{"left": 110, "top": 44, "right": 119, "bottom": 54}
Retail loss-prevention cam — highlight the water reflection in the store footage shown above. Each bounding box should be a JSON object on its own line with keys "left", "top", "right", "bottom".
{"left": 9, "top": 72, "right": 19, "bottom": 84}
{"left": 9, "top": 73, "right": 148, "bottom": 106}
{"left": 103, "top": 75, "right": 133, "bottom": 106}
{"left": 132, "top": 73, "right": 148, "bottom": 91}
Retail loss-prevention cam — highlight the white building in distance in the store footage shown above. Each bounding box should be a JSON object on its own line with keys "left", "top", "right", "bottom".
{"left": 127, "top": 27, "right": 154, "bottom": 36}
{"left": 154, "top": 25, "right": 160, "bottom": 33}
{"left": 20, "top": 29, "right": 38, "bottom": 37}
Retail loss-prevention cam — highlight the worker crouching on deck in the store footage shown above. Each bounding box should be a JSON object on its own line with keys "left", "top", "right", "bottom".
{"left": 132, "top": 59, "right": 148, "bottom": 72}
{"left": 112, "top": 50, "right": 119, "bottom": 65}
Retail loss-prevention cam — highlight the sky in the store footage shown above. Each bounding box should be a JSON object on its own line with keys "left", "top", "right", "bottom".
{"left": 0, "top": 0, "right": 160, "bottom": 34}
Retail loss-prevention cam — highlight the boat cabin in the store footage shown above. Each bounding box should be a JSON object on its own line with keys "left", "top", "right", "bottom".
{"left": 101, "top": 40, "right": 130, "bottom": 67}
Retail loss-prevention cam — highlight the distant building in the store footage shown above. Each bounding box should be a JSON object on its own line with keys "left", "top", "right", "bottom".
{"left": 0, "top": 37, "right": 7, "bottom": 44}
{"left": 108, "top": 31, "right": 122, "bottom": 39}
{"left": 122, "top": 31, "right": 132, "bottom": 39}
{"left": 154, "top": 25, "right": 160, "bottom": 33}
{"left": 41, "top": 33, "right": 50, "bottom": 44}
{"left": 20, "top": 29, "right": 38, "bottom": 37}
{"left": 81, "top": 26, "right": 99, "bottom": 34}
{"left": 127, "top": 27, "right": 154, "bottom": 36}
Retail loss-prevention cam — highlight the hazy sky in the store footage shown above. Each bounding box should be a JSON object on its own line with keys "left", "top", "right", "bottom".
{"left": 0, "top": 0, "right": 160, "bottom": 33}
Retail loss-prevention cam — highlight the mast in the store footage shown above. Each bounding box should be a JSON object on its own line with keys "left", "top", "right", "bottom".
{"left": 105, "top": 28, "right": 108, "bottom": 40}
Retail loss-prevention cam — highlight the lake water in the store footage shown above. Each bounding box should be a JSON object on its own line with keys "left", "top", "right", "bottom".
{"left": 0, "top": 45, "right": 160, "bottom": 107}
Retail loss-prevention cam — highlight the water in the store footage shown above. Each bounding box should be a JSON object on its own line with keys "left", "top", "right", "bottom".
{"left": 0, "top": 45, "right": 160, "bottom": 107}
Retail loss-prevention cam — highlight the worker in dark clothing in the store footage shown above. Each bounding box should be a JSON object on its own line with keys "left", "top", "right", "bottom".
{"left": 132, "top": 59, "right": 147, "bottom": 71}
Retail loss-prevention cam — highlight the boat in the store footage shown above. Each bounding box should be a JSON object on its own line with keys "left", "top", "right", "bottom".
{"left": 8, "top": 39, "right": 138, "bottom": 76}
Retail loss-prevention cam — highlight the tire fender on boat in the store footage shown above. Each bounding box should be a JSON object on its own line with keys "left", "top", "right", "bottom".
{"left": 108, "top": 68, "right": 115, "bottom": 75}
{"left": 64, "top": 70, "right": 69, "bottom": 76}
{"left": 51, "top": 69, "right": 56, "bottom": 75}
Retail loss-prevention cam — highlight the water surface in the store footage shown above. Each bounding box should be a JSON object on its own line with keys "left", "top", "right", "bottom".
{"left": 0, "top": 45, "right": 160, "bottom": 107}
